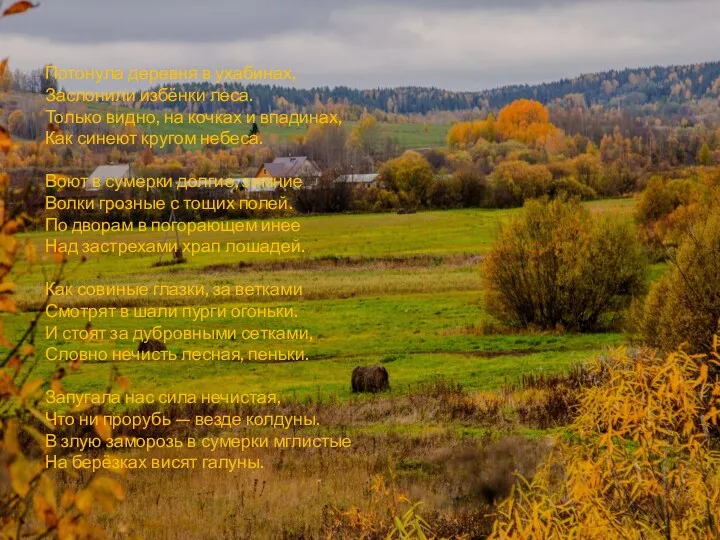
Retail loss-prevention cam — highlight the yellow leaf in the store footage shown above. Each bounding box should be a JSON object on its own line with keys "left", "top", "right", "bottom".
{"left": 74, "top": 488, "right": 94, "bottom": 514}
{"left": 20, "top": 343, "right": 35, "bottom": 357}
{"left": 2, "top": 1, "right": 39, "bottom": 17}
{"left": 116, "top": 376, "right": 130, "bottom": 390}
{"left": 33, "top": 494, "right": 57, "bottom": 527}
{"left": 19, "top": 378, "right": 43, "bottom": 401}
{"left": 71, "top": 401, "right": 93, "bottom": 413}
{"left": 50, "top": 379, "right": 64, "bottom": 394}
{"left": 92, "top": 475, "right": 124, "bottom": 501}
{"left": 9, "top": 456, "right": 33, "bottom": 497}
{"left": 3, "top": 419, "right": 20, "bottom": 455}
{"left": 0, "top": 58, "right": 8, "bottom": 78}
{"left": 60, "top": 488, "right": 75, "bottom": 509}
{"left": 0, "top": 370, "right": 18, "bottom": 396}
{"left": 94, "top": 415, "right": 112, "bottom": 441}
{"left": 7, "top": 354, "right": 22, "bottom": 370}
{"left": 29, "top": 407, "right": 55, "bottom": 430}
{"left": 24, "top": 239, "right": 36, "bottom": 264}
{"left": 0, "top": 295, "right": 16, "bottom": 313}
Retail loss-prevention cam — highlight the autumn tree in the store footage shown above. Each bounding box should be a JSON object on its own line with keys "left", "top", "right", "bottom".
{"left": 349, "top": 114, "right": 381, "bottom": 156}
{"left": 379, "top": 150, "right": 434, "bottom": 208}
{"left": 697, "top": 141, "right": 712, "bottom": 165}
{"left": 490, "top": 342, "right": 720, "bottom": 539}
{"left": 630, "top": 207, "right": 720, "bottom": 356}
{"left": 304, "top": 123, "right": 347, "bottom": 169}
{"left": 447, "top": 114, "right": 495, "bottom": 149}
{"left": 7, "top": 110, "right": 24, "bottom": 137}
{"left": 488, "top": 160, "right": 552, "bottom": 206}
{"left": 495, "top": 99, "right": 558, "bottom": 146}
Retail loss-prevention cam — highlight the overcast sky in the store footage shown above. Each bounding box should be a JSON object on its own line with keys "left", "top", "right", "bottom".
{"left": 0, "top": 0, "right": 718, "bottom": 92}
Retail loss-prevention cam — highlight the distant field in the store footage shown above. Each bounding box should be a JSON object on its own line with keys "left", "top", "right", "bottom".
{"left": 6, "top": 200, "right": 642, "bottom": 402}
{"left": 84, "top": 101, "right": 450, "bottom": 149}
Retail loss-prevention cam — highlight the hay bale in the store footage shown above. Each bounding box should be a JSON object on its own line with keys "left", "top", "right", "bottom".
{"left": 137, "top": 339, "right": 167, "bottom": 353}
{"left": 351, "top": 364, "right": 390, "bottom": 393}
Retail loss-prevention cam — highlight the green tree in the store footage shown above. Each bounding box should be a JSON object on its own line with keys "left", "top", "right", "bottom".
{"left": 379, "top": 151, "right": 435, "bottom": 208}
{"left": 697, "top": 141, "right": 712, "bottom": 166}
{"left": 483, "top": 198, "right": 647, "bottom": 331}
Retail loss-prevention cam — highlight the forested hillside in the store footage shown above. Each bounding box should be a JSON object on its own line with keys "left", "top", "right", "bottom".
{"left": 114, "top": 61, "right": 720, "bottom": 116}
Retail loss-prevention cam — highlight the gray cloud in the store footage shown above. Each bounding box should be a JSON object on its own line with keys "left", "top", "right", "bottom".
{"left": 0, "top": 0, "right": 717, "bottom": 91}
{"left": 0, "top": 0, "right": 679, "bottom": 44}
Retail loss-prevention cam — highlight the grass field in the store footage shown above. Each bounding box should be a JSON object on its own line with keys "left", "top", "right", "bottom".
{"left": 9, "top": 199, "right": 639, "bottom": 400}
{"left": 9, "top": 198, "right": 662, "bottom": 537}
{"left": 84, "top": 101, "right": 450, "bottom": 150}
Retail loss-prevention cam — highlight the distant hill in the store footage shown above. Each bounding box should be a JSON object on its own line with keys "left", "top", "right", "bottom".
{"left": 134, "top": 61, "right": 720, "bottom": 115}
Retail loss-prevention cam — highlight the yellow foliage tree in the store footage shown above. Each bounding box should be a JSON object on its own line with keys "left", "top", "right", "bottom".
{"left": 490, "top": 342, "right": 720, "bottom": 539}
{"left": 495, "top": 99, "right": 558, "bottom": 146}
{"left": 447, "top": 114, "right": 495, "bottom": 149}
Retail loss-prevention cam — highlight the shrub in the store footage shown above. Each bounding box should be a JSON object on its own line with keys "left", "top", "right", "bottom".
{"left": 630, "top": 209, "right": 720, "bottom": 355}
{"left": 490, "top": 342, "right": 720, "bottom": 539}
{"left": 548, "top": 176, "right": 596, "bottom": 200}
{"left": 635, "top": 174, "right": 719, "bottom": 260}
{"left": 483, "top": 198, "right": 647, "bottom": 332}
{"left": 379, "top": 150, "right": 435, "bottom": 207}
{"left": 489, "top": 160, "right": 552, "bottom": 207}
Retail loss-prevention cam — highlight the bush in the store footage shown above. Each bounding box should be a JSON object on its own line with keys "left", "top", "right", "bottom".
{"left": 483, "top": 198, "right": 647, "bottom": 332}
{"left": 548, "top": 176, "right": 596, "bottom": 200}
{"left": 630, "top": 209, "right": 720, "bottom": 355}
{"left": 350, "top": 186, "right": 400, "bottom": 212}
{"left": 488, "top": 160, "right": 552, "bottom": 207}
{"left": 490, "top": 342, "right": 720, "bottom": 538}
{"left": 378, "top": 150, "right": 434, "bottom": 207}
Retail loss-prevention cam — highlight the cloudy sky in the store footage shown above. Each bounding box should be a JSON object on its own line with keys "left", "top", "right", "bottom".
{"left": 0, "top": 0, "right": 718, "bottom": 91}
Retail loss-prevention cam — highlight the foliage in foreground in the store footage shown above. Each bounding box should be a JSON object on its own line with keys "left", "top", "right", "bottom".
{"left": 322, "top": 474, "right": 461, "bottom": 540}
{"left": 490, "top": 341, "right": 720, "bottom": 539}
{"left": 1, "top": 5, "right": 125, "bottom": 534}
{"left": 483, "top": 197, "right": 647, "bottom": 332}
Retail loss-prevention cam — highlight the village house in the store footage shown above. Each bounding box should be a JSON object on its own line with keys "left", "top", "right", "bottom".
{"left": 334, "top": 173, "right": 379, "bottom": 188}
{"left": 256, "top": 156, "right": 322, "bottom": 189}
{"left": 52, "top": 163, "right": 133, "bottom": 200}
{"left": 85, "top": 164, "right": 133, "bottom": 192}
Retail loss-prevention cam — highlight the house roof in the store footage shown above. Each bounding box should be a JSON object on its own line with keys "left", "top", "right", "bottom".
{"left": 335, "top": 173, "right": 379, "bottom": 184}
{"left": 86, "top": 164, "right": 131, "bottom": 191}
{"left": 234, "top": 178, "right": 277, "bottom": 193}
{"left": 180, "top": 178, "right": 275, "bottom": 193}
{"left": 260, "top": 156, "right": 318, "bottom": 178}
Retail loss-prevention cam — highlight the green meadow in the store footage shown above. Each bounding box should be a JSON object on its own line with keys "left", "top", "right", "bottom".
{"left": 8, "top": 199, "right": 642, "bottom": 402}
{"left": 83, "top": 101, "right": 450, "bottom": 150}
